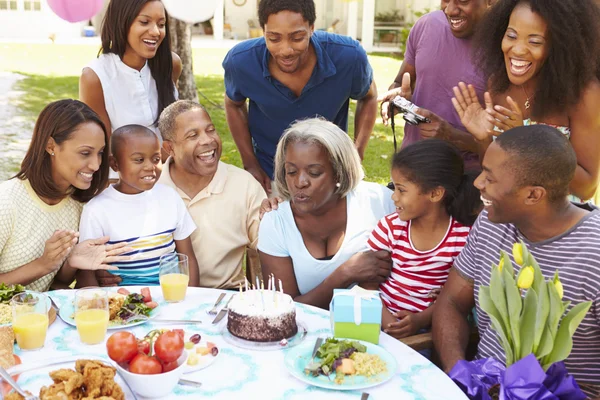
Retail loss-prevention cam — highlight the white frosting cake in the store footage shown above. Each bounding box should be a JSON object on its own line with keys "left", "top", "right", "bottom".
{"left": 227, "top": 290, "right": 298, "bottom": 342}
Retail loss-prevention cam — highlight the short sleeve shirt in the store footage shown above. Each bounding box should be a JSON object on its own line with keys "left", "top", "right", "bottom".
{"left": 0, "top": 179, "right": 83, "bottom": 291}
{"left": 223, "top": 31, "right": 373, "bottom": 177}
{"left": 403, "top": 10, "right": 486, "bottom": 170}
{"left": 258, "top": 181, "right": 395, "bottom": 294}
{"left": 454, "top": 209, "right": 600, "bottom": 393}
{"left": 79, "top": 184, "right": 196, "bottom": 286}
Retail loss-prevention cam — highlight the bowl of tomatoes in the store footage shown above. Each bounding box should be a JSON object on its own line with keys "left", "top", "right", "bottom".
{"left": 107, "top": 329, "right": 188, "bottom": 398}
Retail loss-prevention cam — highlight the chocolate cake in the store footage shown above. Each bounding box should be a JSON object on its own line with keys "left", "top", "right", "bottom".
{"left": 227, "top": 290, "right": 298, "bottom": 342}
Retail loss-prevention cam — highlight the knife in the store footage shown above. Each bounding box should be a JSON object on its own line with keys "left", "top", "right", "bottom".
{"left": 211, "top": 296, "right": 233, "bottom": 324}
{"left": 151, "top": 319, "right": 203, "bottom": 324}
{"left": 312, "top": 337, "right": 324, "bottom": 360}
{"left": 179, "top": 378, "right": 202, "bottom": 388}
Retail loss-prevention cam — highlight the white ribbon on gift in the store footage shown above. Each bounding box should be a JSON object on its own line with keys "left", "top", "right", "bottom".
{"left": 331, "top": 286, "right": 379, "bottom": 326}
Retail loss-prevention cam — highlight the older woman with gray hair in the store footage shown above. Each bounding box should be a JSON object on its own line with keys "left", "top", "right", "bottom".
{"left": 258, "top": 118, "right": 395, "bottom": 309}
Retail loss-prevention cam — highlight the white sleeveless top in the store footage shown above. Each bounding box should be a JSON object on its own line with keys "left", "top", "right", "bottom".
{"left": 86, "top": 53, "right": 177, "bottom": 141}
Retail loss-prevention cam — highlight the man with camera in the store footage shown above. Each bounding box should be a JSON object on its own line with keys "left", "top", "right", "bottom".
{"left": 380, "top": 0, "right": 495, "bottom": 171}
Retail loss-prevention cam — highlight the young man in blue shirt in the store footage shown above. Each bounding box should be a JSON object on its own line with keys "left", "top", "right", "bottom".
{"left": 223, "top": 0, "right": 378, "bottom": 193}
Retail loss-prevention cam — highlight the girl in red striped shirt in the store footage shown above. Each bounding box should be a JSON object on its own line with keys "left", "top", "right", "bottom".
{"left": 365, "top": 140, "right": 482, "bottom": 340}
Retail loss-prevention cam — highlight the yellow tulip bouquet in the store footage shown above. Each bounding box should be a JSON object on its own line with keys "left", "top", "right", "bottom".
{"left": 450, "top": 241, "right": 592, "bottom": 400}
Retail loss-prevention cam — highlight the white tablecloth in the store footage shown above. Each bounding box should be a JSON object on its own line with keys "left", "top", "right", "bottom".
{"left": 15, "top": 287, "right": 467, "bottom": 400}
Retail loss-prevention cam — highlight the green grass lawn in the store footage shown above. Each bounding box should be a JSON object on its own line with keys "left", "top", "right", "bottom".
{"left": 0, "top": 43, "right": 404, "bottom": 184}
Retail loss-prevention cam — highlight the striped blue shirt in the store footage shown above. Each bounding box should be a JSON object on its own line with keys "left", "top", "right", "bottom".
{"left": 455, "top": 207, "right": 600, "bottom": 397}
{"left": 79, "top": 184, "right": 196, "bottom": 286}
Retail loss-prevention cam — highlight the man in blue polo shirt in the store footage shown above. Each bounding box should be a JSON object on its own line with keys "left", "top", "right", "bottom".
{"left": 223, "top": 0, "right": 377, "bottom": 193}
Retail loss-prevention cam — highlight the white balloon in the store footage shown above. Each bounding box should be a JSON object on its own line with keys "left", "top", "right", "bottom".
{"left": 163, "top": 0, "right": 220, "bottom": 24}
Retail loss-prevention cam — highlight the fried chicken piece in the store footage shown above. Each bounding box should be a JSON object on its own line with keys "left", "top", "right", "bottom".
{"left": 99, "top": 377, "right": 125, "bottom": 400}
{"left": 82, "top": 397, "right": 117, "bottom": 400}
{"left": 108, "top": 295, "right": 125, "bottom": 321}
{"left": 74, "top": 359, "right": 123, "bottom": 400}
{"left": 40, "top": 382, "right": 68, "bottom": 400}
{"left": 49, "top": 369, "right": 84, "bottom": 394}
{"left": 4, "top": 392, "right": 25, "bottom": 400}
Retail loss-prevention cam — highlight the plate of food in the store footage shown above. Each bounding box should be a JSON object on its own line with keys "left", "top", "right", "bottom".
{"left": 2, "top": 356, "right": 137, "bottom": 400}
{"left": 0, "top": 284, "right": 57, "bottom": 327}
{"left": 284, "top": 337, "right": 397, "bottom": 391}
{"left": 182, "top": 332, "right": 220, "bottom": 373}
{"left": 58, "top": 287, "right": 159, "bottom": 329}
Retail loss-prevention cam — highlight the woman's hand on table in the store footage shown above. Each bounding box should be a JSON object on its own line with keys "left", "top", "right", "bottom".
{"left": 259, "top": 196, "right": 283, "bottom": 220}
{"left": 68, "top": 236, "right": 132, "bottom": 271}
{"left": 41, "top": 230, "right": 79, "bottom": 273}
{"left": 343, "top": 250, "right": 392, "bottom": 284}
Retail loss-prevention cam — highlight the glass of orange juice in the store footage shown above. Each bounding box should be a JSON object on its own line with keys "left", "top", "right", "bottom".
{"left": 159, "top": 253, "right": 189, "bottom": 303}
{"left": 74, "top": 288, "right": 109, "bottom": 345}
{"left": 11, "top": 291, "right": 49, "bottom": 351}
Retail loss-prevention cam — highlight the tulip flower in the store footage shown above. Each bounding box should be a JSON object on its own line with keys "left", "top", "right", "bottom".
{"left": 498, "top": 258, "right": 504, "bottom": 272}
{"left": 553, "top": 276, "right": 564, "bottom": 300}
{"left": 513, "top": 243, "right": 524, "bottom": 265}
{"left": 517, "top": 266, "right": 534, "bottom": 289}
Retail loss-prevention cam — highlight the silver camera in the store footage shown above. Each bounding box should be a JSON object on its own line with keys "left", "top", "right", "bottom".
{"left": 391, "top": 96, "right": 431, "bottom": 125}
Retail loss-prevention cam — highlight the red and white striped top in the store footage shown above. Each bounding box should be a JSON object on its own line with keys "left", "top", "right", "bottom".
{"left": 367, "top": 213, "right": 471, "bottom": 313}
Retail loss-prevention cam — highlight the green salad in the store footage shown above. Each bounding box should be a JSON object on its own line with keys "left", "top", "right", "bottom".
{"left": 304, "top": 338, "right": 367, "bottom": 376}
{"left": 0, "top": 283, "right": 25, "bottom": 303}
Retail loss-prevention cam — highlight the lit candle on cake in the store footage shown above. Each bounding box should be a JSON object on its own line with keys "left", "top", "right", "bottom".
{"left": 244, "top": 277, "right": 248, "bottom": 292}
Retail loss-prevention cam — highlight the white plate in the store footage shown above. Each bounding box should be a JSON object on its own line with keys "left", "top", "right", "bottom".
{"left": 284, "top": 338, "right": 397, "bottom": 391}
{"left": 4, "top": 355, "right": 138, "bottom": 399}
{"left": 57, "top": 291, "right": 160, "bottom": 330}
{"left": 221, "top": 319, "right": 308, "bottom": 351}
{"left": 183, "top": 338, "right": 220, "bottom": 373}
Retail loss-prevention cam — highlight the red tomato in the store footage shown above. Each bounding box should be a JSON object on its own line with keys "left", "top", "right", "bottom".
{"left": 145, "top": 301, "right": 158, "bottom": 309}
{"left": 140, "top": 287, "right": 152, "bottom": 303}
{"left": 137, "top": 340, "right": 150, "bottom": 355}
{"left": 154, "top": 331, "right": 184, "bottom": 363}
{"left": 161, "top": 360, "right": 179, "bottom": 373}
{"left": 106, "top": 332, "right": 138, "bottom": 363}
{"left": 173, "top": 329, "right": 185, "bottom": 340}
{"left": 129, "top": 354, "right": 162, "bottom": 375}
{"left": 117, "top": 288, "right": 130, "bottom": 296}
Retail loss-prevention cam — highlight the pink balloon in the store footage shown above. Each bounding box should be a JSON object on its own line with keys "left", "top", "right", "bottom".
{"left": 47, "top": 0, "right": 104, "bottom": 23}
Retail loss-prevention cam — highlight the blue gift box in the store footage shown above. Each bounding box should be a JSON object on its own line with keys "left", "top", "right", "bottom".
{"left": 329, "top": 286, "right": 382, "bottom": 344}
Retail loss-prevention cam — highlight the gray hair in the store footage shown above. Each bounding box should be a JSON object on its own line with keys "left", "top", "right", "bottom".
{"left": 273, "top": 118, "right": 364, "bottom": 200}
{"left": 158, "top": 100, "right": 207, "bottom": 142}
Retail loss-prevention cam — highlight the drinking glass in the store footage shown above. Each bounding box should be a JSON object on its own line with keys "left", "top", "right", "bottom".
{"left": 159, "top": 253, "right": 189, "bottom": 303}
{"left": 11, "top": 291, "right": 49, "bottom": 351}
{"left": 74, "top": 288, "right": 109, "bottom": 345}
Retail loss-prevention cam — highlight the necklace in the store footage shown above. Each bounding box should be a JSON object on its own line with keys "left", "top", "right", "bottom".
{"left": 521, "top": 85, "right": 531, "bottom": 110}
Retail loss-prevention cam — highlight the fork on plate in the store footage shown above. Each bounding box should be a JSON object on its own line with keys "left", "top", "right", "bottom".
{"left": 0, "top": 365, "right": 40, "bottom": 400}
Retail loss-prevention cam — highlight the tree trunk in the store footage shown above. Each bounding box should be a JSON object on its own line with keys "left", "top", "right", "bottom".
{"left": 169, "top": 17, "right": 198, "bottom": 102}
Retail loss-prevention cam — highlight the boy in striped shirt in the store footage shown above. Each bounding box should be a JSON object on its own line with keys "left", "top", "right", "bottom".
{"left": 433, "top": 125, "right": 600, "bottom": 398}
{"left": 78, "top": 125, "right": 200, "bottom": 287}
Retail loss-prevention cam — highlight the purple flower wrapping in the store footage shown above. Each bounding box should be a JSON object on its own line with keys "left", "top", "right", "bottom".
{"left": 449, "top": 355, "right": 586, "bottom": 400}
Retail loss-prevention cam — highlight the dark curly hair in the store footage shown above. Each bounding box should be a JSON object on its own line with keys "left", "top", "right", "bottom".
{"left": 258, "top": 0, "right": 316, "bottom": 28}
{"left": 473, "top": 0, "right": 600, "bottom": 118}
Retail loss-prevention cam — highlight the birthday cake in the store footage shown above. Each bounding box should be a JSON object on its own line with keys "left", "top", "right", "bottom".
{"left": 227, "top": 289, "right": 298, "bottom": 342}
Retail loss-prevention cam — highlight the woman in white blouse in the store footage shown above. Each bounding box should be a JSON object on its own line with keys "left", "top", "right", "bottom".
{"left": 79, "top": 0, "right": 181, "bottom": 150}
{"left": 258, "top": 119, "right": 395, "bottom": 309}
